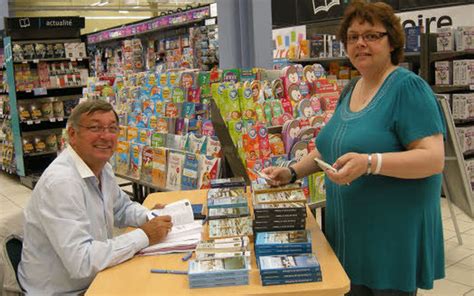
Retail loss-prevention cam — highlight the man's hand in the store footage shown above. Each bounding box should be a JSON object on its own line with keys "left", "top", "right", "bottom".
{"left": 151, "top": 203, "right": 166, "bottom": 210}
{"left": 140, "top": 215, "right": 172, "bottom": 246}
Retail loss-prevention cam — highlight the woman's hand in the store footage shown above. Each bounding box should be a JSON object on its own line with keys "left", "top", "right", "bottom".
{"left": 262, "top": 167, "right": 292, "bottom": 186}
{"left": 325, "top": 152, "right": 368, "bottom": 185}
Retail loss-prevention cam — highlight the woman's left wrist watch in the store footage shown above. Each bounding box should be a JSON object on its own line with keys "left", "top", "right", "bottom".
{"left": 288, "top": 166, "right": 298, "bottom": 183}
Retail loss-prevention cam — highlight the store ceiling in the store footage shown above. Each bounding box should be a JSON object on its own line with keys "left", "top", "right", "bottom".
{"left": 9, "top": 0, "right": 215, "bottom": 13}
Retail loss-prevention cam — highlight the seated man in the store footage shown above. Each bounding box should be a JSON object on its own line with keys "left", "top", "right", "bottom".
{"left": 18, "top": 100, "right": 172, "bottom": 295}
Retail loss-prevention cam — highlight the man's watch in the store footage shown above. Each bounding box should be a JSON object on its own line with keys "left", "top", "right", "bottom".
{"left": 288, "top": 166, "right": 298, "bottom": 184}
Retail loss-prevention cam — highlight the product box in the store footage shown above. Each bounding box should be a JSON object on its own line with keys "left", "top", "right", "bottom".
{"left": 434, "top": 61, "right": 452, "bottom": 85}
{"left": 437, "top": 27, "right": 455, "bottom": 52}
{"left": 455, "top": 26, "right": 474, "bottom": 51}
{"left": 455, "top": 126, "right": 474, "bottom": 154}
{"left": 452, "top": 93, "right": 474, "bottom": 121}
{"left": 453, "top": 59, "right": 474, "bottom": 86}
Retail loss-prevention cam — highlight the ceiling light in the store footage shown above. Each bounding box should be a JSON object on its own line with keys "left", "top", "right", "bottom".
{"left": 118, "top": 10, "right": 130, "bottom": 13}
{"left": 85, "top": 16, "right": 149, "bottom": 19}
{"left": 97, "top": 1, "right": 110, "bottom": 7}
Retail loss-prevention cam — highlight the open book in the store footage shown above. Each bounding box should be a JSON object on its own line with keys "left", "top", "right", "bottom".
{"left": 139, "top": 199, "right": 203, "bottom": 255}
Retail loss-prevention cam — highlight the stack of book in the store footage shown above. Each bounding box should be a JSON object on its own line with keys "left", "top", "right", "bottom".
{"left": 188, "top": 256, "right": 250, "bottom": 288}
{"left": 207, "top": 186, "right": 253, "bottom": 239}
{"left": 252, "top": 184, "right": 307, "bottom": 232}
{"left": 195, "top": 236, "right": 251, "bottom": 261}
{"left": 207, "top": 187, "right": 248, "bottom": 209}
{"left": 258, "top": 254, "right": 322, "bottom": 286}
{"left": 254, "top": 230, "right": 312, "bottom": 261}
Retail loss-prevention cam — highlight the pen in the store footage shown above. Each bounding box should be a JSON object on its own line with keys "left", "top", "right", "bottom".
{"left": 181, "top": 251, "right": 193, "bottom": 261}
{"left": 150, "top": 269, "right": 188, "bottom": 275}
{"left": 151, "top": 212, "right": 158, "bottom": 217}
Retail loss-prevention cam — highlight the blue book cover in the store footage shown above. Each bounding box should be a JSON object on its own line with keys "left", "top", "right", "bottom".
{"left": 181, "top": 153, "right": 199, "bottom": 190}
{"left": 259, "top": 254, "right": 321, "bottom": 273}
{"left": 188, "top": 256, "right": 249, "bottom": 277}
{"left": 405, "top": 26, "right": 421, "bottom": 52}
{"left": 181, "top": 102, "right": 196, "bottom": 119}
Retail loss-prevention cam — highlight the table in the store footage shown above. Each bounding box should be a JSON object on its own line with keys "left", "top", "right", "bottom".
{"left": 86, "top": 189, "right": 350, "bottom": 296}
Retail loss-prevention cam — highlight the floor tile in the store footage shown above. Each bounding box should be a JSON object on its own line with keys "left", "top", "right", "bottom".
{"left": 444, "top": 218, "right": 474, "bottom": 233}
{"left": 464, "top": 288, "right": 474, "bottom": 295}
{"left": 9, "top": 191, "right": 32, "bottom": 208}
{"left": 419, "top": 279, "right": 472, "bottom": 296}
{"left": 445, "top": 256, "right": 474, "bottom": 287}
{"left": 445, "top": 240, "right": 474, "bottom": 267}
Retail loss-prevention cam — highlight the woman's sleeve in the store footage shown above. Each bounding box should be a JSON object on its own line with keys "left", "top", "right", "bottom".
{"left": 394, "top": 74, "right": 446, "bottom": 147}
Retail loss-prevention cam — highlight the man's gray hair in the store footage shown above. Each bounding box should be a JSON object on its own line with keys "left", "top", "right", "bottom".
{"left": 67, "top": 100, "right": 119, "bottom": 129}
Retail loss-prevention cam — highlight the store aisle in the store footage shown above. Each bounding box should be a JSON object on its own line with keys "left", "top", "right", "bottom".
{"left": 0, "top": 173, "right": 473, "bottom": 295}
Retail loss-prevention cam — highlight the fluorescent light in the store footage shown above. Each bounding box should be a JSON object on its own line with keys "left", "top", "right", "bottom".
{"left": 85, "top": 16, "right": 150, "bottom": 19}
{"left": 118, "top": 10, "right": 130, "bottom": 13}
{"left": 90, "top": 1, "right": 101, "bottom": 6}
{"left": 97, "top": 1, "right": 109, "bottom": 6}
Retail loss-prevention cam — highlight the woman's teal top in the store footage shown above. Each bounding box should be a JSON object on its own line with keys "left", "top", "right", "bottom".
{"left": 316, "top": 67, "right": 446, "bottom": 291}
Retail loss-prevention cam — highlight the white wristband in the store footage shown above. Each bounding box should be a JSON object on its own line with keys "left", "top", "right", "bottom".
{"left": 367, "top": 154, "right": 372, "bottom": 175}
{"left": 374, "top": 153, "right": 382, "bottom": 175}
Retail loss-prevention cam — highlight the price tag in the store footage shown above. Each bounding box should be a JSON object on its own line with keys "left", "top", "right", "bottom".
{"left": 470, "top": 84, "right": 474, "bottom": 91}
{"left": 50, "top": 118, "right": 56, "bottom": 122}
{"left": 57, "top": 117, "right": 64, "bottom": 122}
{"left": 26, "top": 120, "right": 33, "bottom": 125}
{"left": 70, "top": 58, "right": 76, "bottom": 62}
{"left": 34, "top": 120, "right": 41, "bottom": 124}
{"left": 22, "top": 60, "right": 28, "bottom": 64}
{"left": 205, "top": 18, "right": 216, "bottom": 26}
{"left": 25, "top": 89, "right": 32, "bottom": 93}
{"left": 77, "top": 58, "right": 83, "bottom": 61}
{"left": 33, "top": 87, "right": 48, "bottom": 96}
{"left": 33, "top": 59, "right": 39, "bottom": 63}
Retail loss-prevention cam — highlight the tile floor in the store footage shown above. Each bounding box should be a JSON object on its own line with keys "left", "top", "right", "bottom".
{"left": 0, "top": 172, "right": 473, "bottom": 295}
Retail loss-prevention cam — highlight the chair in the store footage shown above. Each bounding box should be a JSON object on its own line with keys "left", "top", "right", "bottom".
{"left": 2, "top": 234, "right": 24, "bottom": 295}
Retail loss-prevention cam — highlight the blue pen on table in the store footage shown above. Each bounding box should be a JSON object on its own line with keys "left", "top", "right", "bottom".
{"left": 181, "top": 251, "right": 193, "bottom": 262}
{"left": 150, "top": 212, "right": 158, "bottom": 217}
{"left": 150, "top": 269, "right": 188, "bottom": 275}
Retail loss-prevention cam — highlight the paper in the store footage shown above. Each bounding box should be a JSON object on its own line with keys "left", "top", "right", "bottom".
{"left": 147, "top": 199, "right": 194, "bottom": 225}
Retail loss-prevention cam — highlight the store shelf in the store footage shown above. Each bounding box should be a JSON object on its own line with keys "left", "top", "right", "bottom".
{"left": 115, "top": 172, "right": 170, "bottom": 193}
{"left": 289, "top": 56, "right": 348, "bottom": 63}
{"left": 24, "top": 150, "right": 58, "bottom": 157}
{"left": 429, "top": 49, "right": 474, "bottom": 63}
{"left": 14, "top": 57, "right": 89, "bottom": 64}
{"left": 431, "top": 85, "right": 473, "bottom": 94}
{"left": 16, "top": 86, "right": 85, "bottom": 100}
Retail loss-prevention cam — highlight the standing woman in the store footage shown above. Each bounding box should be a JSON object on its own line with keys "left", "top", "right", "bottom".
{"left": 263, "top": 0, "right": 446, "bottom": 295}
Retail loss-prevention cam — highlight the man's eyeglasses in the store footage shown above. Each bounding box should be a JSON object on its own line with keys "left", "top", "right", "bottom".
{"left": 78, "top": 124, "right": 120, "bottom": 134}
{"left": 346, "top": 32, "right": 388, "bottom": 44}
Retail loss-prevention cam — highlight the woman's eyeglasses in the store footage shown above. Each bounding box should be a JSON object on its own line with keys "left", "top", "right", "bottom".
{"left": 346, "top": 32, "right": 388, "bottom": 44}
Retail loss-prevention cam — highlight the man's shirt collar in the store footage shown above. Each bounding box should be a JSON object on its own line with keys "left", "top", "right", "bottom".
{"left": 66, "top": 145, "right": 96, "bottom": 179}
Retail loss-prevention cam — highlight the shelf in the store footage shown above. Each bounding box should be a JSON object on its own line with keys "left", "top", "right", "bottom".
{"left": 14, "top": 57, "right": 89, "bottom": 64}
{"left": 432, "top": 85, "right": 473, "bottom": 93}
{"left": 290, "top": 56, "right": 349, "bottom": 63}
{"left": 16, "top": 85, "right": 85, "bottom": 93}
{"left": 430, "top": 49, "right": 474, "bottom": 63}
{"left": 24, "top": 150, "right": 58, "bottom": 157}
{"left": 115, "top": 172, "right": 170, "bottom": 192}
{"left": 454, "top": 119, "right": 474, "bottom": 125}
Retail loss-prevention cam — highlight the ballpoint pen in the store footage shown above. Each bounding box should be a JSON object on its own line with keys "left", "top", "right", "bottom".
{"left": 181, "top": 251, "right": 193, "bottom": 261}
{"left": 150, "top": 269, "right": 188, "bottom": 275}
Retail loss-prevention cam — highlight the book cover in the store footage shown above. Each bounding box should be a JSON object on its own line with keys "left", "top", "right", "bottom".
{"left": 197, "top": 155, "right": 221, "bottom": 189}
{"left": 182, "top": 153, "right": 199, "bottom": 190}
{"left": 255, "top": 230, "right": 311, "bottom": 246}
{"left": 166, "top": 151, "right": 185, "bottom": 190}
{"left": 255, "top": 190, "right": 307, "bottom": 204}
{"left": 208, "top": 217, "right": 253, "bottom": 239}
{"left": 152, "top": 147, "right": 167, "bottom": 188}
{"left": 129, "top": 143, "right": 143, "bottom": 180}
{"left": 115, "top": 141, "right": 130, "bottom": 175}
{"left": 259, "top": 254, "right": 320, "bottom": 273}
{"left": 186, "top": 133, "right": 207, "bottom": 154}
{"left": 208, "top": 207, "right": 250, "bottom": 220}
{"left": 140, "top": 146, "right": 154, "bottom": 183}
